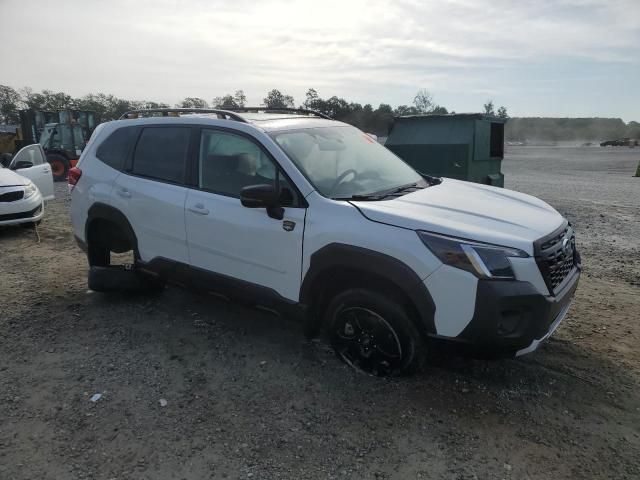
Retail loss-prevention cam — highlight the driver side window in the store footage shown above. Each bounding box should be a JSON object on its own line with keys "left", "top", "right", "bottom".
{"left": 198, "top": 129, "right": 296, "bottom": 205}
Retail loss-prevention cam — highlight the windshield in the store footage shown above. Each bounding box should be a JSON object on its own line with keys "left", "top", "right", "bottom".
{"left": 270, "top": 126, "right": 423, "bottom": 199}
{"left": 38, "top": 125, "right": 55, "bottom": 149}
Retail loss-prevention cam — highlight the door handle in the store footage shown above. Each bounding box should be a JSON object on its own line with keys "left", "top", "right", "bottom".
{"left": 188, "top": 203, "right": 209, "bottom": 215}
{"left": 117, "top": 188, "right": 132, "bottom": 198}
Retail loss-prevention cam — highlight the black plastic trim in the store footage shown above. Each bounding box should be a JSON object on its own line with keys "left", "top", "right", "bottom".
{"left": 137, "top": 257, "right": 304, "bottom": 319}
{"left": 85, "top": 203, "right": 139, "bottom": 257}
{"left": 300, "top": 243, "right": 436, "bottom": 336}
{"left": 452, "top": 267, "right": 580, "bottom": 355}
{"left": 119, "top": 108, "right": 248, "bottom": 122}
{"left": 74, "top": 234, "right": 88, "bottom": 252}
{"left": 0, "top": 204, "right": 41, "bottom": 221}
{"left": 533, "top": 219, "right": 569, "bottom": 254}
{"left": 223, "top": 107, "right": 332, "bottom": 120}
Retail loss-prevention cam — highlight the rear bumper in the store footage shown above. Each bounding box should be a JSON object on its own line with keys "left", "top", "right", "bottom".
{"left": 433, "top": 266, "right": 580, "bottom": 357}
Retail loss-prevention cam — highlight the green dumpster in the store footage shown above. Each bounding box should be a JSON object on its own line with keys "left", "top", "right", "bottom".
{"left": 385, "top": 113, "right": 507, "bottom": 187}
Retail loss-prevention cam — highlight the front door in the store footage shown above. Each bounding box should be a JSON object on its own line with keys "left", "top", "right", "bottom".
{"left": 10, "top": 144, "right": 54, "bottom": 200}
{"left": 185, "top": 128, "right": 306, "bottom": 302}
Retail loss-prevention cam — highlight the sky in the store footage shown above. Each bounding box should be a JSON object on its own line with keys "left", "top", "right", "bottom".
{"left": 1, "top": 0, "right": 639, "bottom": 121}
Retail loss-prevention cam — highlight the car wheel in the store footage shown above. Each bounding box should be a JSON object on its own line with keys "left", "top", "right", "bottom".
{"left": 46, "top": 154, "right": 69, "bottom": 181}
{"left": 325, "top": 288, "right": 425, "bottom": 376}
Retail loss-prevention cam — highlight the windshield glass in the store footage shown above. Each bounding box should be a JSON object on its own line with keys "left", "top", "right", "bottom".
{"left": 38, "top": 125, "right": 55, "bottom": 149}
{"left": 270, "top": 126, "right": 422, "bottom": 199}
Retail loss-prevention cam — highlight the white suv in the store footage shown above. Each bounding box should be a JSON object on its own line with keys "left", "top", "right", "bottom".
{"left": 70, "top": 108, "right": 581, "bottom": 376}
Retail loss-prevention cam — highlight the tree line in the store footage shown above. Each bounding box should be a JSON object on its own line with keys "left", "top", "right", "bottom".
{"left": 0, "top": 84, "right": 507, "bottom": 137}
{"left": 505, "top": 117, "right": 640, "bottom": 143}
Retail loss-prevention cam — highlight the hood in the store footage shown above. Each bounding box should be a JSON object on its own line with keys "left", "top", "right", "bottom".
{"left": 0, "top": 168, "right": 28, "bottom": 187}
{"left": 351, "top": 178, "right": 564, "bottom": 255}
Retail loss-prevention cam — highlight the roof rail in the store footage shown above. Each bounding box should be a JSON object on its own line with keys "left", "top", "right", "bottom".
{"left": 118, "top": 108, "right": 248, "bottom": 122}
{"left": 224, "top": 107, "right": 332, "bottom": 120}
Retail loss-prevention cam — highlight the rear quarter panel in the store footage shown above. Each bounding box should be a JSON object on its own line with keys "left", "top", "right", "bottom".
{"left": 70, "top": 124, "right": 120, "bottom": 242}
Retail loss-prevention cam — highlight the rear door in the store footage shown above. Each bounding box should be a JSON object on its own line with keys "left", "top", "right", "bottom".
{"left": 185, "top": 127, "right": 306, "bottom": 301}
{"left": 9, "top": 144, "right": 54, "bottom": 200}
{"left": 111, "top": 125, "right": 192, "bottom": 264}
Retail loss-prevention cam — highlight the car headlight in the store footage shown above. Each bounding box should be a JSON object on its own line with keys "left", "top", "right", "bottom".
{"left": 417, "top": 231, "right": 529, "bottom": 279}
{"left": 23, "top": 181, "right": 37, "bottom": 199}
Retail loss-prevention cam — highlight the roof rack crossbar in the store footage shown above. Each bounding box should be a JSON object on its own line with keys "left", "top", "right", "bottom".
{"left": 224, "top": 107, "right": 332, "bottom": 120}
{"left": 118, "top": 108, "right": 248, "bottom": 122}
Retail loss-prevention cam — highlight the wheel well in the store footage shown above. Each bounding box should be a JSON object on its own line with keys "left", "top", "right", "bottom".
{"left": 308, "top": 267, "right": 423, "bottom": 335}
{"left": 86, "top": 217, "right": 133, "bottom": 254}
{"left": 46, "top": 151, "right": 70, "bottom": 161}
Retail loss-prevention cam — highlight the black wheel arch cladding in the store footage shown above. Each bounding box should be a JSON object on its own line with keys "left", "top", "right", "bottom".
{"left": 86, "top": 203, "right": 139, "bottom": 255}
{"left": 300, "top": 243, "right": 437, "bottom": 336}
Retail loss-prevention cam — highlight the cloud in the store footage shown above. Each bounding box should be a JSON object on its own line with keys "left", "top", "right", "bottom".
{"left": 0, "top": 0, "right": 638, "bottom": 118}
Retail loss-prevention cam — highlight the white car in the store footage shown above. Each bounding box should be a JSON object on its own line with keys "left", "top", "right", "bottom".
{"left": 69, "top": 108, "right": 580, "bottom": 376}
{"left": 0, "top": 144, "right": 54, "bottom": 226}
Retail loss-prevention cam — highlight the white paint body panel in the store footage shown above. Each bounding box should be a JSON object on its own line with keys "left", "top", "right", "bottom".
{"left": 112, "top": 174, "right": 189, "bottom": 264}
{"left": 424, "top": 265, "right": 479, "bottom": 337}
{"left": 0, "top": 168, "right": 30, "bottom": 187}
{"left": 0, "top": 186, "right": 44, "bottom": 225}
{"left": 185, "top": 189, "right": 306, "bottom": 300}
{"left": 353, "top": 178, "right": 564, "bottom": 255}
{"left": 70, "top": 128, "right": 121, "bottom": 243}
{"left": 301, "top": 192, "right": 441, "bottom": 285}
{"left": 4, "top": 144, "right": 54, "bottom": 201}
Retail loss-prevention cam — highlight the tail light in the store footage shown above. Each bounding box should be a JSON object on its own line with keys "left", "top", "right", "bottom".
{"left": 68, "top": 167, "right": 82, "bottom": 191}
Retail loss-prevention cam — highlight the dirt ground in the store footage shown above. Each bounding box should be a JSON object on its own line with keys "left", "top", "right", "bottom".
{"left": 1, "top": 146, "right": 639, "bottom": 480}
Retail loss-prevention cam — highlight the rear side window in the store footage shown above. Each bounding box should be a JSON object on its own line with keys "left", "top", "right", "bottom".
{"left": 132, "top": 127, "right": 190, "bottom": 184}
{"left": 96, "top": 127, "right": 137, "bottom": 170}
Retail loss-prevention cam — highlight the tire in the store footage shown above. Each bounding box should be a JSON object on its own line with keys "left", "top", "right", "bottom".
{"left": 325, "top": 288, "right": 425, "bottom": 376}
{"left": 88, "top": 265, "right": 164, "bottom": 293}
{"left": 46, "top": 153, "right": 69, "bottom": 181}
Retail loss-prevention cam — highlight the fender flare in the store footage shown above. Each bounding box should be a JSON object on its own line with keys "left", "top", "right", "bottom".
{"left": 300, "top": 243, "right": 436, "bottom": 336}
{"left": 85, "top": 202, "right": 138, "bottom": 255}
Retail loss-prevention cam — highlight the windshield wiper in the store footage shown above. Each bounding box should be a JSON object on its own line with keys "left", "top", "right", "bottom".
{"left": 380, "top": 181, "right": 421, "bottom": 197}
{"left": 333, "top": 181, "right": 426, "bottom": 201}
{"left": 415, "top": 171, "right": 443, "bottom": 186}
{"left": 333, "top": 193, "right": 385, "bottom": 201}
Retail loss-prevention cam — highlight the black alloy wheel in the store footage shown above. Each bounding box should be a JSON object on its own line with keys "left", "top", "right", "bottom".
{"left": 332, "top": 306, "right": 403, "bottom": 376}
{"left": 326, "top": 288, "right": 424, "bottom": 376}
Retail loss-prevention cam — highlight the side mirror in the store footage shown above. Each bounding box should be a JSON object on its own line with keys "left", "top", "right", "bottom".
{"left": 240, "top": 184, "right": 284, "bottom": 220}
{"left": 240, "top": 184, "right": 278, "bottom": 208}
{"left": 13, "top": 160, "right": 33, "bottom": 170}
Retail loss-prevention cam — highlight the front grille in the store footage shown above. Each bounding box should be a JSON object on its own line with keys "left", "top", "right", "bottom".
{"left": 0, "top": 205, "right": 41, "bottom": 222}
{"left": 0, "top": 190, "right": 24, "bottom": 202}
{"left": 535, "top": 224, "right": 577, "bottom": 293}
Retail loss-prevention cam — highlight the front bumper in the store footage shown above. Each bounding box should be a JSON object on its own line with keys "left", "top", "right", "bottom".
{"left": 437, "top": 266, "right": 580, "bottom": 357}
{"left": 0, "top": 201, "right": 44, "bottom": 226}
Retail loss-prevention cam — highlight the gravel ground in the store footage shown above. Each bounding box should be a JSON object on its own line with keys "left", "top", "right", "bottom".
{"left": 1, "top": 146, "right": 639, "bottom": 480}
